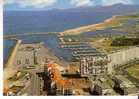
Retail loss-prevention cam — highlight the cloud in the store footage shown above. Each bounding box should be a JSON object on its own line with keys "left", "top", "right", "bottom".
{"left": 70, "top": 0, "right": 93, "bottom": 7}
{"left": 4, "top": 0, "right": 139, "bottom": 10}
{"left": 70, "top": 0, "right": 134, "bottom": 7}
{"left": 101, "top": 0, "right": 133, "bottom": 6}
{"left": 4, "top": 0, "right": 57, "bottom": 8}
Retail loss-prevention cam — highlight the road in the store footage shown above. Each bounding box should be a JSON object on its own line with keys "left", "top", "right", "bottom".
{"left": 29, "top": 69, "right": 43, "bottom": 96}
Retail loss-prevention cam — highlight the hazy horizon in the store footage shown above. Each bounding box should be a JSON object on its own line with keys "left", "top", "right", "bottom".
{"left": 4, "top": 0, "right": 139, "bottom": 11}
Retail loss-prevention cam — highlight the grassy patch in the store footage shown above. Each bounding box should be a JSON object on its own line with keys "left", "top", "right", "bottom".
{"left": 90, "top": 37, "right": 130, "bottom": 53}
{"left": 126, "top": 64, "right": 139, "bottom": 79}
{"left": 111, "top": 36, "right": 139, "bottom": 46}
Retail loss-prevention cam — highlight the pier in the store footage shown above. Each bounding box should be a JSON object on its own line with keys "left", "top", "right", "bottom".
{"left": 3, "top": 32, "right": 58, "bottom": 39}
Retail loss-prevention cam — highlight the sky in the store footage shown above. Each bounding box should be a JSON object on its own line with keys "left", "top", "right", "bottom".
{"left": 4, "top": 0, "right": 139, "bottom": 10}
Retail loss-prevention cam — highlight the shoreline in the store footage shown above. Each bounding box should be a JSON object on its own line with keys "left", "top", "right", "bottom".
{"left": 59, "top": 15, "right": 118, "bottom": 36}
{"left": 3, "top": 15, "right": 118, "bottom": 38}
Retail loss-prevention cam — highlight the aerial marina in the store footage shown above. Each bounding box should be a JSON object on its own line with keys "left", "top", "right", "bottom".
{"left": 3, "top": 0, "right": 139, "bottom": 96}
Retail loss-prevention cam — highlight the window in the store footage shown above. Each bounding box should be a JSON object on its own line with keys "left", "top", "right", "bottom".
{"left": 17, "top": 60, "right": 21, "bottom": 65}
{"left": 25, "top": 59, "right": 30, "bottom": 64}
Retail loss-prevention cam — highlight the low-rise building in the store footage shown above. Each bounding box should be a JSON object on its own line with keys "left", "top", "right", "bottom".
{"left": 13, "top": 42, "right": 48, "bottom": 68}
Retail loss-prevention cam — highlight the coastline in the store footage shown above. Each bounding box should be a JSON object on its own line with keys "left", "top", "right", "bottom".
{"left": 59, "top": 15, "right": 118, "bottom": 36}
{"left": 3, "top": 16, "right": 118, "bottom": 38}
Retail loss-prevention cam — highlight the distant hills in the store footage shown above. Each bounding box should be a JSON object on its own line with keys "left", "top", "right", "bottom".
{"left": 55, "top": 4, "right": 139, "bottom": 15}
{"left": 5, "top": 4, "right": 139, "bottom": 14}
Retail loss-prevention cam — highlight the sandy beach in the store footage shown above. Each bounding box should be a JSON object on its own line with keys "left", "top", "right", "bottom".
{"left": 60, "top": 16, "right": 118, "bottom": 36}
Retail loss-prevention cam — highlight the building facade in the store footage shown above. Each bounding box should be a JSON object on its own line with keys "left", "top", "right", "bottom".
{"left": 80, "top": 46, "right": 139, "bottom": 76}
{"left": 107, "top": 46, "right": 139, "bottom": 74}
{"left": 80, "top": 56, "right": 109, "bottom": 77}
